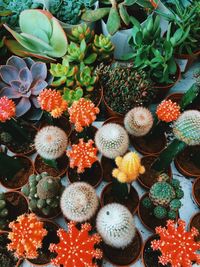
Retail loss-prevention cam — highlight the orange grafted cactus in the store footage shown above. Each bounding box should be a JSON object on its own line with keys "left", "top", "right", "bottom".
{"left": 156, "top": 100, "right": 181, "bottom": 122}
{"left": 0, "top": 96, "right": 16, "bottom": 122}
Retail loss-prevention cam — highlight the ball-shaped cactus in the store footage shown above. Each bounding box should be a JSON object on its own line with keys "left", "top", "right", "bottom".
{"left": 156, "top": 100, "right": 181, "bottom": 122}
{"left": 153, "top": 206, "right": 167, "bottom": 219}
{"left": 149, "top": 182, "right": 176, "bottom": 206}
{"left": 0, "top": 193, "right": 8, "bottom": 230}
{"left": 95, "top": 123, "right": 129, "bottom": 159}
{"left": 124, "top": 107, "right": 153, "bottom": 137}
{"left": 34, "top": 126, "right": 68, "bottom": 160}
{"left": 37, "top": 176, "right": 61, "bottom": 200}
{"left": 60, "top": 182, "right": 99, "bottom": 223}
{"left": 96, "top": 203, "right": 135, "bottom": 249}
{"left": 173, "top": 110, "right": 200, "bottom": 146}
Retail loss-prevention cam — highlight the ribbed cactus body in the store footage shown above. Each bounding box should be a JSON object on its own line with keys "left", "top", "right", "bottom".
{"left": 37, "top": 176, "right": 61, "bottom": 200}
{"left": 95, "top": 123, "right": 129, "bottom": 159}
{"left": 96, "top": 203, "right": 135, "bottom": 249}
{"left": 173, "top": 110, "right": 200, "bottom": 146}
{"left": 150, "top": 182, "right": 175, "bottom": 206}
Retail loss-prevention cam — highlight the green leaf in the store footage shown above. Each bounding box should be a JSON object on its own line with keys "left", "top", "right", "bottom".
{"left": 80, "top": 39, "right": 86, "bottom": 53}
{"left": 42, "top": 158, "right": 58, "bottom": 170}
{"left": 123, "top": 0, "right": 137, "bottom": 6}
{"left": 119, "top": 3, "right": 130, "bottom": 25}
{"left": 0, "top": 10, "right": 12, "bottom": 16}
{"left": 129, "top": 16, "right": 141, "bottom": 28}
{"left": 180, "top": 83, "right": 200, "bottom": 110}
{"left": 107, "top": 8, "right": 121, "bottom": 35}
{"left": 20, "top": 33, "right": 53, "bottom": 52}
{"left": 0, "top": 153, "right": 23, "bottom": 180}
{"left": 82, "top": 8, "right": 110, "bottom": 22}
{"left": 84, "top": 53, "right": 97, "bottom": 64}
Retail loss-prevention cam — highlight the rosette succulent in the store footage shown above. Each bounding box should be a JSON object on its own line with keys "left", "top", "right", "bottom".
{"left": 76, "top": 63, "right": 98, "bottom": 92}
{"left": 92, "top": 34, "right": 114, "bottom": 62}
{"left": 0, "top": 56, "right": 52, "bottom": 120}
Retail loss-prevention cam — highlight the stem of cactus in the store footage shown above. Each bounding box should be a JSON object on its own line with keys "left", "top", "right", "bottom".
{"left": 0, "top": 152, "right": 23, "bottom": 179}
{"left": 112, "top": 179, "right": 129, "bottom": 201}
{"left": 42, "top": 158, "right": 59, "bottom": 170}
{"left": 152, "top": 139, "right": 187, "bottom": 172}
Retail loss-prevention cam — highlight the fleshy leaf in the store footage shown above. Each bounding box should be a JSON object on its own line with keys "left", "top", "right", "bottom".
{"left": 0, "top": 65, "right": 18, "bottom": 84}
{"left": 6, "top": 56, "right": 27, "bottom": 71}
{"left": 31, "top": 62, "right": 47, "bottom": 81}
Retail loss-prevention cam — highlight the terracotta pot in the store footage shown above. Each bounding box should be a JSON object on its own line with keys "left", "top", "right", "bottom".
{"left": 166, "top": 92, "right": 200, "bottom": 111}
{"left": 192, "top": 177, "right": 200, "bottom": 207}
{"left": 165, "top": 92, "right": 183, "bottom": 104}
{"left": 175, "top": 50, "right": 200, "bottom": 73}
{"left": 0, "top": 155, "right": 34, "bottom": 190}
{"left": 101, "top": 156, "right": 116, "bottom": 182}
{"left": 100, "top": 182, "right": 139, "bottom": 214}
{"left": 69, "top": 125, "right": 98, "bottom": 145}
{"left": 102, "top": 92, "right": 124, "bottom": 119}
{"left": 103, "top": 116, "right": 124, "bottom": 127}
{"left": 189, "top": 212, "right": 200, "bottom": 242}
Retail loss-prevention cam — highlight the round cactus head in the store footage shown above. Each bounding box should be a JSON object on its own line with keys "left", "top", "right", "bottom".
{"left": 156, "top": 100, "right": 181, "bottom": 122}
{"left": 60, "top": 182, "right": 99, "bottom": 223}
{"left": 34, "top": 126, "right": 68, "bottom": 160}
{"left": 173, "top": 110, "right": 200, "bottom": 146}
{"left": 149, "top": 181, "right": 175, "bottom": 206}
{"left": 36, "top": 176, "right": 61, "bottom": 200}
{"left": 96, "top": 203, "right": 135, "bottom": 249}
{"left": 95, "top": 123, "right": 129, "bottom": 159}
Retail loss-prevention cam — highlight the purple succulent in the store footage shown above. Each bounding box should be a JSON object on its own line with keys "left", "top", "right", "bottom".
{"left": 0, "top": 56, "right": 52, "bottom": 120}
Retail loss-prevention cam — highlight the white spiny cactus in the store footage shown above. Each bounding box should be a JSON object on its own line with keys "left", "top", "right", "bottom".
{"left": 60, "top": 182, "right": 99, "bottom": 222}
{"left": 35, "top": 126, "right": 68, "bottom": 160}
{"left": 96, "top": 203, "right": 135, "bottom": 249}
{"left": 95, "top": 123, "right": 129, "bottom": 159}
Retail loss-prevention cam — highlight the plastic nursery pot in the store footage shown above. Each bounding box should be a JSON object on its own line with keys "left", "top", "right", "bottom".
{"left": 137, "top": 155, "right": 172, "bottom": 190}
{"left": 100, "top": 182, "right": 139, "bottom": 215}
{"left": 67, "top": 161, "right": 103, "bottom": 188}
{"left": 102, "top": 91, "right": 124, "bottom": 119}
{"left": 69, "top": 125, "right": 98, "bottom": 144}
{"left": 103, "top": 116, "right": 124, "bottom": 127}
{"left": 0, "top": 155, "right": 34, "bottom": 190}
{"left": 102, "top": 229, "right": 142, "bottom": 266}
{"left": 175, "top": 49, "right": 200, "bottom": 73}
{"left": 175, "top": 146, "right": 200, "bottom": 178}
{"left": 26, "top": 219, "right": 59, "bottom": 266}
{"left": 189, "top": 212, "right": 200, "bottom": 242}
{"left": 192, "top": 177, "right": 200, "bottom": 207}
{"left": 34, "top": 153, "right": 69, "bottom": 178}
{"left": 152, "top": 64, "right": 181, "bottom": 104}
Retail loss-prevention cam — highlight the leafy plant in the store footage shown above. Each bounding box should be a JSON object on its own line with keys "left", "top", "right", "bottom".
{"left": 62, "top": 87, "right": 83, "bottom": 106}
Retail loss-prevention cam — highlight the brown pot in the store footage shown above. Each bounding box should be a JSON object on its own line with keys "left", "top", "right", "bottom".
{"left": 165, "top": 93, "right": 183, "bottom": 104}
{"left": 102, "top": 229, "right": 142, "bottom": 266}
{"left": 192, "top": 177, "right": 200, "bottom": 207}
{"left": 100, "top": 182, "right": 139, "bottom": 214}
{"left": 175, "top": 146, "right": 200, "bottom": 178}
{"left": 34, "top": 153, "right": 69, "bottom": 178}
{"left": 175, "top": 50, "right": 200, "bottom": 73}
{"left": 103, "top": 116, "right": 124, "bottom": 127}
{"left": 103, "top": 91, "right": 124, "bottom": 119}
{"left": 101, "top": 156, "right": 116, "bottom": 182}
{"left": 189, "top": 212, "right": 200, "bottom": 242}
{"left": 0, "top": 155, "right": 34, "bottom": 190}
{"left": 29, "top": 205, "right": 61, "bottom": 221}
{"left": 91, "top": 81, "right": 103, "bottom": 108}
{"left": 137, "top": 155, "right": 172, "bottom": 189}
{"left": 67, "top": 160, "right": 103, "bottom": 188}
{"left": 166, "top": 92, "right": 200, "bottom": 111}
{"left": 69, "top": 125, "right": 98, "bottom": 145}
{"left": 26, "top": 219, "right": 59, "bottom": 266}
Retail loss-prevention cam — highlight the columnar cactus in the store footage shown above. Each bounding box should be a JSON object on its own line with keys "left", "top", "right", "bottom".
{"left": 0, "top": 193, "right": 8, "bottom": 230}
{"left": 96, "top": 203, "right": 135, "bottom": 249}
{"left": 124, "top": 107, "right": 153, "bottom": 137}
{"left": 95, "top": 123, "right": 129, "bottom": 159}
{"left": 60, "top": 182, "right": 99, "bottom": 222}
{"left": 112, "top": 152, "right": 145, "bottom": 183}
{"left": 173, "top": 110, "right": 200, "bottom": 146}
{"left": 156, "top": 100, "right": 181, "bottom": 122}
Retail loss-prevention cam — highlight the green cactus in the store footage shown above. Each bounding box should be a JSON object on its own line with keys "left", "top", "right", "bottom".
{"left": 63, "top": 87, "right": 83, "bottom": 107}
{"left": 169, "top": 199, "right": 182, "bottom": 211}
{"left": 76, "top": 63, "right": 98, "bottom": 92}
{"left": 149, "top": 182, "right": 176, "bottom": 206}
{"left": 0, "top": 132, "right": 12, "bottom": 144}
{"left": 168, "top": 210, "right": 177, "bottom": 220}
{"left": 0, "top": 193, "right": 8, "bottom": 230}
{"left": 92, "top": 34, "right": 114, "bottom": 62}
{"left": 154, "top": 206, "right": 167, "bottom": 219}
{"left": 69, "top": 23, "right": 94, "bottom": 43}
{"left": 170, "top": 179, "right": 180, "bottom": 189}
{"left": 142, "top": 196, "right": 153, "bottom": 209}
{"left": 176, "top": 188, "right": 184, "bottom": 199}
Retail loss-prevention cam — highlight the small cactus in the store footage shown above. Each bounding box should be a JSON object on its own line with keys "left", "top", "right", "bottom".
{"left": 112, "top": 152, "right": 145, "bottom": 183}
{"left": 96, "top": 203, "right": 135, "bottom": 249}
{"left": 124, "top": 107, "right": 153, "bottom": 137}
{"left": 60, "top": 182, "right": 99, "bottom": 223}
{"left": 156, "top": 100, "right": 181, "bottom": 122}
{"left": 95, "top": 123, "right": 129, "bottom": 159}
{"left": 153, "top": 206, "right": 167, "bottom": 219}
{"left": 0, "top": 132, "right": 12, "bottom": 144}
{"left": 0, "top": 193, "right": 8, "bottom": 230}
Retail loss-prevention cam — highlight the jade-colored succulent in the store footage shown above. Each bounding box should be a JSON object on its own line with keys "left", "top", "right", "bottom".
{"left": 0, "top": 193, "right": 8, "bottom": 230}
{"left": 92, "top": 34, "right": 114, "bottom": 62}
{"left": 62, "top": 87, "right": 83, "bottom": 106}
{"left": 76, "top": 63, "right": 98, "bottom": 92}
{"left": 69, "top": 23, "right": 94, "bottom": 43}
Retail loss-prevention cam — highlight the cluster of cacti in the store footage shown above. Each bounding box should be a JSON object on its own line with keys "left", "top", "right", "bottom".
{"left": 96, "top": 203, "right": 135, "bottom": 249}
{"left": 92, "top": 34, "right": 114, "bottom": 62}
{"left": 156, "top": 100, "right": 181, "bottom": 122}
{"left": 124, "top": 107, "right": 153, "bottom": 136}
{"left": 49, "top": 221, "right": 102, "bottom": 266}
{"left": 38, "top": 89, "right": 68, "bottom": 119}
{"left": 151, "top": 219, "right": 200, "bottom": 267}
{"left": 0, "top": 193, "right": 8, "bottom": 230}
{"left": 67, "top": 139, "right": 98, "bottom": 173}
{"left": 95, "top": 123, "right": 129, "bottom": 159}
{"left": 7, "top": 213, "right": 47, "bottom": 259}
{"left": 173, "top": 110, "right": 200, "bottom": 146}
{"left": 112, "top": 152, "right": 145, "bottom": 183}
{"left": 142, "top": 174, "right": 184, "bottom": 219}
{"left": 68, "top": 98, "right": 99, "bottom": 132}
{"left": 60, "top": 182, "right": 99, "bottom": 222}
{"left": 0, "top": 96, "right": 15, "bottom": 123}
{"left": 22, "top": 172, "right": 62, "bottom": 216}
{"left": 96, "top": 64, "right": 154, "bottom": 114}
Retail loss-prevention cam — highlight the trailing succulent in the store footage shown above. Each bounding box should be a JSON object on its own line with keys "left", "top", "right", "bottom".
{"left": 142, "top": 173, "right": 184, "bottom": 220}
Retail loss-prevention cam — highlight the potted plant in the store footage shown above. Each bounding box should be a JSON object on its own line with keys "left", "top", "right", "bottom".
{"left": 139, "top": 173, "right": 184, "bottom": 231}
{"left": 192, "top": 177, "right": 200, "bottom": 207}
{"left": 67, "top": 139, "right": 102, "bottom": 187}
{"left": 22, "top": 172, "right": 63, "bottom": 219}
{"left": 34, "top": 126, "right": 68, "bottom": 177}
{"left": 189, "top": 212, "right": 200, "bottom": 242}
{"left": 101, "top": 151, "right": 144, "bottom": 214}
{"left": 96, "top": 203, "right": 142, "bottom": 266}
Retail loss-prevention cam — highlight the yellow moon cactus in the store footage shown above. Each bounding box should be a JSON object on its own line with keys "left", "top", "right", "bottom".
{"left": 112, "top": 152, "right": 145, "bottom": 183}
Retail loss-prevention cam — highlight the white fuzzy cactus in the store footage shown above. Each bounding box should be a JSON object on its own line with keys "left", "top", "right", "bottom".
{"left": 96, "top": 203, "right": 135, "bottom": 249}
{"left": 124, "top": 107, "right": 153, "bottom": 137}
{"left": 35, "top": 126, "right": 68, "bottom": 160}
{"left": 60, "top": 182, "right": 99, "bottom": 222}
{"left": 95, "top": 123, "right": 129, "bottom": 159}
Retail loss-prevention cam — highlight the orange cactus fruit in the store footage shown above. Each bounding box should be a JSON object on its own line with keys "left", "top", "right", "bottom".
{"left": 156, "top": 99, "right": 181, "bottom": 122}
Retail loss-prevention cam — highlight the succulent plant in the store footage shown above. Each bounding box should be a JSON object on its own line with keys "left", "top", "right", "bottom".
{"left": 153, "top": 205, "right": 167, "bottom": 219}
{"left": 22, "top": 172, "right": 63, "bottom": 216}
{"left": 0, "top": 56, "right": 52, "bottom": 120}
{"left": 69, "top": 23, "right": 94, "bottom": 43}
{"left": 76, "top": 63, "right": 98, "bottom": 92}
{"left": 0, "top": 193, "right": 8, "bottom": 230}
{"left": 96, "top": 203, "right": 136, "bottom": 249}
{"left": 124, "top": 107, "right": 153, "bottom": 137}
{"left": 156, "top": 100, "right": 181, "bottom": 122}
{"left": 95, "top": 123, "right": 129, "bottom": 159}
{"left": 92, "top": 34, "right": 114, "bottom": 62}
{"left": 62, "top": 87, "right": 83, "bottom": 107}
{"left": 4, "top": 9, "right": 68, "bottom": 60}
{"left": 60, "top": 182, "right": 99, "bottom": 222}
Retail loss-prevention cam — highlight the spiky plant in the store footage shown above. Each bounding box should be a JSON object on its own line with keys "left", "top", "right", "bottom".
{"left": 0, "top": 193, "right": 8, "bottom": 230}
{"left": 60, "top": 182, "right": 99, "bottom": 222}
{"left": 156, "top": 100, "right": 181, "bottom": 122}
{"left": 96, "top": 203, "right": 135, "bottom": 249}
{"left": 95, "top": 123, "right": 129, "bottom": 159}
{"left": 124, "top": 107, "right": 153, "bottom": 136}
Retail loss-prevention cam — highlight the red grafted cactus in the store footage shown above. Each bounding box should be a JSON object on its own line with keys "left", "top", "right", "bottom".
{"left": 156, "top": 100, "right": 181, "bottom": 122}
{"left": 0, "top": 96, "right": 16, "bottom": 122}
{"left": 7, "top": 213, "right": 47, "bottom": 259}
{"left": 67, "top": 139, "right": 98, "bottom": 173}
{"left": 49, "top": 221, "right": 103, "bottom": 267}
{"left": 68, "top": 98, "right": 99, "bottom": 132}
{"left": 151, "top": 219, "right": 200, "bottom": 267}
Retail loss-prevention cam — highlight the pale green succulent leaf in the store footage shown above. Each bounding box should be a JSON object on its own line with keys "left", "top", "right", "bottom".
{"left": 21, "top": 33, "right": 53, "bottom": 52}
{"left": 82, "top": 8, "right": 110, "bottom": 22}
{"left": 107, "top": 8, "right": 121, "bottom": 35}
